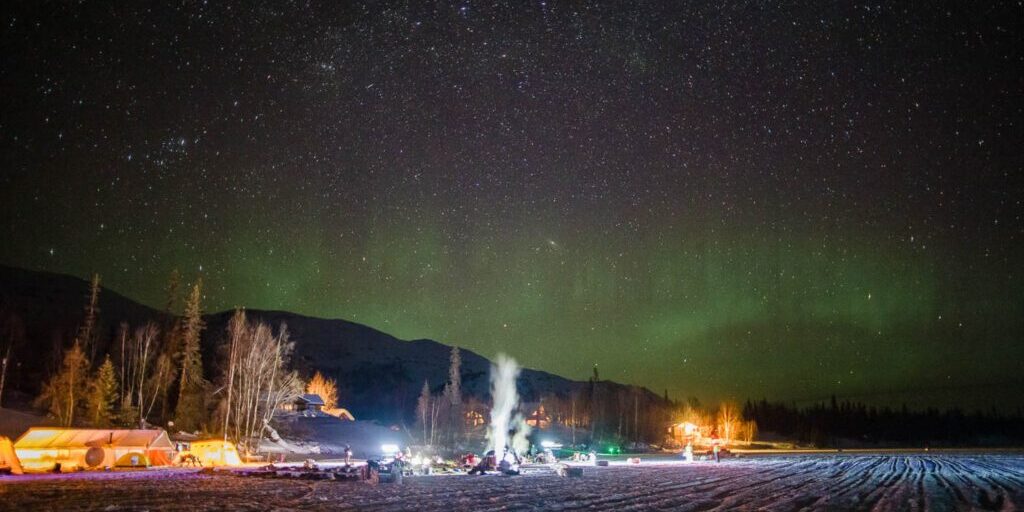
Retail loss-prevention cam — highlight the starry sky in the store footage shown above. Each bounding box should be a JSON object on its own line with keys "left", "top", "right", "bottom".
{"left": 2, "top": 2, "right": 1022, "bottom": 410}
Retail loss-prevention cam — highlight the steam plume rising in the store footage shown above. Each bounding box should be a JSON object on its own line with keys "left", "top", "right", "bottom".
{"left": 488, "top": 353, "right": 520, "bottom": 456}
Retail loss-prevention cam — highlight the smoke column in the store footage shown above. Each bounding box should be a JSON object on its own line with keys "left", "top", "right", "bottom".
{"left": 488, "top": 353, "right": 520, "bottom": 457}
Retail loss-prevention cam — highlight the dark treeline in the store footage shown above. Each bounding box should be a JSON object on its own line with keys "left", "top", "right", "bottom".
{"left": 744, "top": 397, "right": 1024, "bottom": 447}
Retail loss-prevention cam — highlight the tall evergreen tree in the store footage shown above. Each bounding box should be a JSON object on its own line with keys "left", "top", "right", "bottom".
{"left": 163, "top": 269, "right": 181, "bottom": 317}
{"left": 174, "top": 280, "right": 206, "bottom": 432}
{"left": 447, "top": 346, "right": 461, "bottom": 405}
{"left": 157, "top": 322, "right": 182, "bottom": 420}
{"left": 88, "top": 355, "right": 119, "bottom": 427}
{"left": 0, "top": 308, "right": 25, "bottom": 408}
{"left": 156, "top": 269, "right": 183, "bottom": 422}
{"left": 444, "top": 346, "right": 463, "bottom": 446}
{"left": 77, "top": 273, "right": 102, "bottom": 363}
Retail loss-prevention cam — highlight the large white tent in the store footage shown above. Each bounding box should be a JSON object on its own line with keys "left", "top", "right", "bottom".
{"left": 14, "top": 428, "right": 175, "bottom": 471}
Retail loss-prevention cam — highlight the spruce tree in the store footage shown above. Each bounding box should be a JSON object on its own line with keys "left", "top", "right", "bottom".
{"left": 77, "top": 273, "right": 101, "bottom": 363}
{"left": 163, "top": 269, "right": 181, "bottom": 317}
{"left": 0, "top": 309, "right": 25, "bottom": 409}
{"left": 155, "top": 269, "right": 183, "bottom": 422}
{"left": 447, "top": 346, "right": 461, "bottom": 405}
{"left": 445, "top": 346, "right": 462, "bottom": 446}
{"left": 88, "top": 355, "right": 119, "bottom": 427}
{"left": 174, "top": 280, "right": 206, "bottom": 432}
{"left": 157, "top": 322, "right": 182, "bottom": 420}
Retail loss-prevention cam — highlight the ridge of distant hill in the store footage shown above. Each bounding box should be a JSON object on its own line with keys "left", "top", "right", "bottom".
{"left": 0, "top": 265, "right": 662, "bottom": 422}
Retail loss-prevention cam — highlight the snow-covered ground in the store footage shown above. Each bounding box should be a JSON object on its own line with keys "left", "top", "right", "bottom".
{"left": 1, "top": 452, "right": 1022, "bottom": 511}
{"left": 270, "top": 415, "right": 409, "bottom": 459}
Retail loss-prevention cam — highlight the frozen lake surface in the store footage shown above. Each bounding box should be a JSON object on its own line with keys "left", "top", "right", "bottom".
{"left": 1, "top": 452, "right": 1022, "bottom": 511}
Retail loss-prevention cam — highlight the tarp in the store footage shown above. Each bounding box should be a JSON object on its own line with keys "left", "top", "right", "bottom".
{"left": 187, "top": 439, "right": 242, "bottom": 466}
{"left": 0, "top": 436, "right": 23, "bottom": 475}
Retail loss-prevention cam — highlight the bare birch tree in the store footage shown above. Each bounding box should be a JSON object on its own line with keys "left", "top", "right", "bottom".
{"left": 219, "top": 311, "right": 301, "bottom": 455}
{"left": 221, "top": 309, "right": 245, "bottom": 442}
{"left": 416, "top": 380, "right": 430, "bottom": 444}
{"left": 717, "top": 402, "right": 742, "bottom": 444}
{"left": 117, "top": 323, "right": 166, "bottom": 427}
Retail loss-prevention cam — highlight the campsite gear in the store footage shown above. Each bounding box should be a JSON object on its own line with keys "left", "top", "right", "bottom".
{"left": 115, "top": 452, "right": 150, "bottom": 467}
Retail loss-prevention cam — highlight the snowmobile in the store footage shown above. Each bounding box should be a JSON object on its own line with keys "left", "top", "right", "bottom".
{"left": 367, "top": 457, "right": 405, "bottom": 483}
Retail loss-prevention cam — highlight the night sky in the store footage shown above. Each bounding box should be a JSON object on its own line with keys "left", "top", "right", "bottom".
{"left": 2, "top": 2, "right": 1022, "bottom": 409}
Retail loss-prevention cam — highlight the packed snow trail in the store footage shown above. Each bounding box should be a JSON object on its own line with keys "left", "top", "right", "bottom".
{"left": 0, "top": 453, "right": 1022, "bottom": 511}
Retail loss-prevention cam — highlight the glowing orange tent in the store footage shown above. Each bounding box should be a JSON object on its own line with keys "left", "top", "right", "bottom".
{"left": 0, "top": 436, "right": 24, "bottom": 475}
{"left": 14, "top": 428, "right": 175, "bottom": 472}
{"left": 185, "top": 439, "right": 242, "bottom": 467}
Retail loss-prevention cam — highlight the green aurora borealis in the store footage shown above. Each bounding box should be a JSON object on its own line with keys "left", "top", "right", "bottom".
{"left": 5, "top": 197, "right": 1021, "bottom": 409}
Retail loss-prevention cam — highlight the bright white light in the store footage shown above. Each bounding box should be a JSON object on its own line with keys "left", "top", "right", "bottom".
{"left": 541, "top": 440, "right": 562, "bottom": 448}
{"left": 381, "top": 444, "right": 399, "bottom": 454}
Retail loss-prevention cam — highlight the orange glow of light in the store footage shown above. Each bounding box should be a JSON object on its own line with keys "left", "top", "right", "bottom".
{"left": 185, "top": 440, "right": 242, "bottom": 466}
